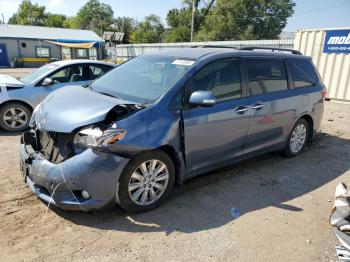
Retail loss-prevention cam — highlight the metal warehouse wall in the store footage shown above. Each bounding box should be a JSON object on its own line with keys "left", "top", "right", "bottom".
{"left": 0, "top": 38, "right": 62, "bottom": 67}
{"left": 294, "top": 28, "right": 350, "bottom": 101}
{"left": 107, "top": 39, "right": 294, "bottom": 61}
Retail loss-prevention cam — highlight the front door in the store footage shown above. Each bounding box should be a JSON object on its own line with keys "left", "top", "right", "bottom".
{"left": 0, "top": 44, "right": 9, "bottom": 67}
{"left": 182, "top": 58, "right": 250, "bottom": 173}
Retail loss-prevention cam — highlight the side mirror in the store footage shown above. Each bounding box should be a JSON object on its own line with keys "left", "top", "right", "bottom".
{"left": 41, "top": 77, "right": 53, "bottom": 86}
{"left": 189, "top": 91, "right": 216, "bottom": 107}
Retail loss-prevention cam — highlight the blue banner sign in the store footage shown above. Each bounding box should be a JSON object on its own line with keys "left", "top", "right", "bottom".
{"left": 323, "top": 29, "right": 350, "bottom": 53}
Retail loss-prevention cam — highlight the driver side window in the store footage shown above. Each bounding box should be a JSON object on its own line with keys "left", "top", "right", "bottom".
{"left": 190, "top": 59, "right": 242, "bottom": 102}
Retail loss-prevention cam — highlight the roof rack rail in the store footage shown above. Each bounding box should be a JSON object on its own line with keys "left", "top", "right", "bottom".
{"left": 239, "top": 46, "right": 302, "bottom": 55}
{"left": 191, "top": 45, "right": 237, "bottom": 49}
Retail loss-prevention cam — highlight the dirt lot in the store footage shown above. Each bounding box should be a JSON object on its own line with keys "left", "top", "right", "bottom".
{"left": 0, "top": 68, "right": 35, "bottom": 79}
{"left": 0, "top": 101, "right": 349, "bottom": 262}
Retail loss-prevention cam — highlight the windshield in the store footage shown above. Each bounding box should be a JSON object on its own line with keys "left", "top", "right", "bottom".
{"left": 20, "top": 63, "right": 59, "bottom": 84}
{"left": 91, "top": 55, "right": 196, "bottom": 103}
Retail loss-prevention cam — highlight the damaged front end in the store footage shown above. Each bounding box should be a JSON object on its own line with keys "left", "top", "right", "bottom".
{"left": 19, "top": 84, "right": 184, "bottom": 211}
{"left": 73, "top": 104, "right": 142, "bottom": 152}
{"left": 24, "top": 103, "right": 142, "bottom": 164}
{"left": 22, "top": 129, "right": 75, "bottom": 164}
{"left": 20, "top": 86, "right": 144, "bottom": 210}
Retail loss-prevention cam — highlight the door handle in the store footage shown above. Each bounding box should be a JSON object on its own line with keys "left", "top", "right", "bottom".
{"left": 251, "top": 103, "right": 264, "bottom": 110}
{"left": 235, "top": 105, "right": 248, "bottom": 114}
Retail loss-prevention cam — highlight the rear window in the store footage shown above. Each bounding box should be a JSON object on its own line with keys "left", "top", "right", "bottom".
{"left": 287, "top": 58, "right": 319, "bottom": 88}
{"left": 246, "top": 59, "right": 288, "bottom": 95}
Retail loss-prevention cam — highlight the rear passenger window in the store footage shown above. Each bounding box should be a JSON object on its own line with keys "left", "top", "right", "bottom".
{"left": 288, "top": 59, "right": 319, "bottom": 88}
{"left": 190, "top": 59, "right": 241, "bottom": 102}
{"left": 246, "top": 59, "right": 288, "bottom": 95}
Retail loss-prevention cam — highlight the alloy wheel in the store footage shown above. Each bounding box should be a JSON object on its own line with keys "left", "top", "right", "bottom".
{"left": 128, "top": 159, "right": 169, "bottom": 206}
{"left": 3, "top": 107, "right": 28, "bottom": 129}
{"left": 289, "top": 123, "right": 307, "bottom": 154}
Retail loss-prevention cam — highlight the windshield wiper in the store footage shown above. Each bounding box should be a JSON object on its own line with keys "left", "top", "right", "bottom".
{"left": 96, "top": 90, "right": 120, "bottom": 99}
{"left": 138, "top": 102, "right": 151, "bottom": 108}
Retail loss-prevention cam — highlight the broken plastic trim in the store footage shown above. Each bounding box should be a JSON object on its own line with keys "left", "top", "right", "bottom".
{"left": 73, "top": 103, "right": 143, "bottom": 149}
{"left": 25, "top": 102, "right": 143, "bottom": 163}
{"left": 103, "top": 103, "right": 144, "bottom": 127}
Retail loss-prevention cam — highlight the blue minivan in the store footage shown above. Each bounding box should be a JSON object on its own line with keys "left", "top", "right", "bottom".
{"left": 20, "top": 47, "right": 325, "bottom": 212}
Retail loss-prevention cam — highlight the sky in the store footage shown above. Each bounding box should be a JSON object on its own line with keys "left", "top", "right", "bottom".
{"left": 0, "top": 0, "right": 349, "bottom": 32}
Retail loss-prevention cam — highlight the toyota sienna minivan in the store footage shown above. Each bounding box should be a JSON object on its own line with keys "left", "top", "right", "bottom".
{"left": 20, "top": 47, "right": 325, "bottom": 213}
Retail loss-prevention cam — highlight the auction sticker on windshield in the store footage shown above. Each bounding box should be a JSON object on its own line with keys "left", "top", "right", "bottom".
{"left": 172, "top": 59, "right": 196, "bottom": 66}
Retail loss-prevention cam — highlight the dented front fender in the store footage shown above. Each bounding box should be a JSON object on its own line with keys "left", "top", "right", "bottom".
{"left": 107, "top": 107, "right": 182, "bottom": 156}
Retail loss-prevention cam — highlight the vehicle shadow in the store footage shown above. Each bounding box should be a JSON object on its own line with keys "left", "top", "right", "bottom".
{"left": 54, "top": 132, "right": 350, "bottom": 234}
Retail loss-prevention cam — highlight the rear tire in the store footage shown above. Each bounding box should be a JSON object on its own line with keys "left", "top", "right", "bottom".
{"left": 0, "top": 102, "right": 32, "bottom": 132}
{"left": 116, "top": 150, "right": 175, "bottom": 213}
{"left": 284, "top": 118, "right": 309, "bottom": 157}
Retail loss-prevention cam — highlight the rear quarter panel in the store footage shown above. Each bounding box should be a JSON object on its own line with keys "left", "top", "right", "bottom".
{"left": 288, "top": 85, "right": 324, "bottom": 134}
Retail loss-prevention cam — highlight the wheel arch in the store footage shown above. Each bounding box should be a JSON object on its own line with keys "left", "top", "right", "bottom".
{"left": 0, "top": 100, "right": 34, "bottom": 112}
{"left": 300, "top": 114, "right": 314, "bottom": 143}
{"left": 291, "top": 113, "right": 314, "bottom": 143}
{"left": 158, "top": 145, "right": 186, "bottom": 186}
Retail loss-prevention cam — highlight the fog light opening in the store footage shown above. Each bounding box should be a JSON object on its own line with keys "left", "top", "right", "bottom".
{"left": 81, "top": 191, "right": 90, "bottom": 200}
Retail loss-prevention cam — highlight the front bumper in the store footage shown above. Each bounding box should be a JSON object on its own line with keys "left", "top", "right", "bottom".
{"left": 19, "top": 144, "right": 130, "bottom": 211}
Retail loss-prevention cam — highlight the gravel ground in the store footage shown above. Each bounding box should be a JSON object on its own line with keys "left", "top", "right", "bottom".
{"left": 0, "top": 68, "right": 35, "bottom": 79}
{"left": 0, "top": 101, "right": 349, "bottom": 262}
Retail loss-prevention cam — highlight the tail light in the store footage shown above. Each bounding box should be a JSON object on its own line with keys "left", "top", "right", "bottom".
{"left": 321, "top": 87, "right": 328, "bottom": 97}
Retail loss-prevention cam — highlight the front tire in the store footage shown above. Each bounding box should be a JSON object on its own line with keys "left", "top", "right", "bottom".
{"left": 116, "top": 150, "right": 175, "bottom": 213}
{"left": 0, "top": 102, "right": 32, "bottom": 132}
{"left": 284, "top": 118, "right": 309, "bottom": 157}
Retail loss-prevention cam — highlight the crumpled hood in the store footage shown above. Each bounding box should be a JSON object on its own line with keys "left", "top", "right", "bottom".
{"left": 31, "top": 85, "right": 135, "bottom": 133}
{"left": 0, "top": 74, "right": 24, "bottom": 87}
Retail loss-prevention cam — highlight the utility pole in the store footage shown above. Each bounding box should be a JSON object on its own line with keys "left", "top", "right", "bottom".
{"left": 190, "top": 0, "right": 195, "bottom": 42}
{"left": 29, "top": 0, "right": 33, "bottom": 25}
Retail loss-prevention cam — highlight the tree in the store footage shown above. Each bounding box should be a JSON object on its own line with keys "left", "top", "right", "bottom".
{"left": 75, "top": 0, "right": 114, "bottom": 35}
{"left": 8, "top": 0, "right": 47, "bottom": 26}
{"left": 46, "top": 14, "right": 67, "bottom": 28}
{"left": 112, "top": 17, "right": 136, "bottom": 44}
{"left": 63, "top": 16, "right": 80, "bottom": 29}
{"left": 130, "top": 15, "right": 164, "bottom": 43}
{"left": 196, "top": 0, "right": 295, "bottom": 41}
{"left": 164, "top": 8, "right": 192, "bottom": 42}
{"left": 164, "top": 0, "right": 215, "bottom": 42}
